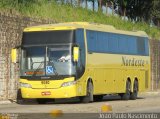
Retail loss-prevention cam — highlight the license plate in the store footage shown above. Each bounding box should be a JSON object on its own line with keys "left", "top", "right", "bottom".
{"left": 41, "top": 91, "right": 51, "bottom": 96}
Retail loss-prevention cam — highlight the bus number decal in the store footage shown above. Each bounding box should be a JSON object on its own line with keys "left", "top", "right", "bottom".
{"left": 41, "top": 80, "right": 50, "bottom": 84}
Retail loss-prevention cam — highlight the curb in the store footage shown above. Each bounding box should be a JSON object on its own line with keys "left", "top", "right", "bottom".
{"left": 0, "top": 100, "right": 12, "bottom": 104}
{"left": 146, "top": 91, "right": 160, "bottom": 95}
{"left": 139, "top": 91, "right": 160, "bottom": 96}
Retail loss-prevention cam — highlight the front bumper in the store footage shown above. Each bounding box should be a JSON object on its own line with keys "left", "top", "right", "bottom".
{"left": 21, "top": 85, "right": 77, "bottom": 99}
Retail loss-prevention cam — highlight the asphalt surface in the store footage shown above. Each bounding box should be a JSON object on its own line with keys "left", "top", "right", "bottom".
{"left": 0, "top": 92, "right": 160, "bottom": 119}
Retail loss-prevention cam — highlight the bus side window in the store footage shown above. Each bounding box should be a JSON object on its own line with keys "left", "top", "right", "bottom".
{"left": 137, "top": 37, "right": 145, "bottom": 55}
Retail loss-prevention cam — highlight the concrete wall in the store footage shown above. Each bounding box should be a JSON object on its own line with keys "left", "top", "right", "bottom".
{"left": 0, "top": 11, "right": 54, "bottom": 100}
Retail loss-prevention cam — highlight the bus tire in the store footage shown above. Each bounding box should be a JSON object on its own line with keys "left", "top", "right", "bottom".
{"left": 94, "top": 95, "right": 103, "bottom": 102}
{"left": 121, "top": 80, "right": 131, "bottom": 100}
{"left": 17, "top": 89, "right": 25, "bottom": 104}
{"left": 80, "top": 82, "right": 93, "bottom": 103}
{"left": 130, "top": 80, "right": 138, "bottom": 100}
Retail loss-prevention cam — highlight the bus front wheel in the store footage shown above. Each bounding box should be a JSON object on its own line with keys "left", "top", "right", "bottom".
{"left": 17, "top": 89, "right": 25, "bottom": 104}
{"left": 80, "top": 82, "right": 93, "bottom": 103}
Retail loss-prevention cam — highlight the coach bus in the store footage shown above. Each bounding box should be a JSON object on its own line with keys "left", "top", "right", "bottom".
{"left": 11, "top": 22, "right": 150, "bottom": 104}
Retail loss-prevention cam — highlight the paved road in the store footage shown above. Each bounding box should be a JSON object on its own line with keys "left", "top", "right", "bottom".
{"left": 0, "top": 92, "right": 160, "bottom": 119}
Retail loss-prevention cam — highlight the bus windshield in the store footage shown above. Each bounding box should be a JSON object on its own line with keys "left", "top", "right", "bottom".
{"left": 20, "top": 45, "right": 76, "bottom": 79}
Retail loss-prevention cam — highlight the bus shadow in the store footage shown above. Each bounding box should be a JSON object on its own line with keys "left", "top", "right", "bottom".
{"left": 17, "top": 95, "right": 145, "bottom": 105}
{"left": 99, "top": 95, "right": 144, "bottom": 102}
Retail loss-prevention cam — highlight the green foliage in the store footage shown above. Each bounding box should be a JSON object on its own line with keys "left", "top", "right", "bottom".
{"left": 0, "top": 0, "right": 18, "bottom": 9}
{"left": 0, "top": 0, "right": 159, "bottom": 39}
{"left": 151, "top": 0, "right": 160, "bottom": 26}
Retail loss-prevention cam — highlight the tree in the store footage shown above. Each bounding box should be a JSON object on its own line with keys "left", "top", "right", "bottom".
{"left": 102, "top": 0, "right": 117, "bottom": 15}
{"left": 77, "top": 0, "right": 81, "bottom": 7}
{"left": 117, "top": 0, "right": 128, "bottom": 19}
{"left": 98, "top": 0, "right": 102, "bottom": 12}
{"left": 117, "top": 0, "right": 153, "bottom": 23}
{"left": 85, "top": 0, "right": 87, "bottom": 9}
{"left": 88, "top": 0, "right": 95, "bottom": 11}
{"left": 81, "top": 0, "right": 87, "bottom": 9}
{"left": 151, "top": 0, "right": 160, "bottom": 27}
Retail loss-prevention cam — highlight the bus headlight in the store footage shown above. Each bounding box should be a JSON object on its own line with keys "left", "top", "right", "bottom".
{"left": 61, "top": 81, "right": 76, "bottom": 87}
{"left": 20, "top": 82, "right": 32, "bottom": 88}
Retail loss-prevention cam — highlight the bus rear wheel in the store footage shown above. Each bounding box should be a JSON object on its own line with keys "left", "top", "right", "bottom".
{"left": 130, "top": 80, "right": 138, "bottom": 100}
{"left": 80, "top": 82, "right": 93, "bottom": 103}
{"left": 121, "top": 80, "right": 131, "bottom": 100}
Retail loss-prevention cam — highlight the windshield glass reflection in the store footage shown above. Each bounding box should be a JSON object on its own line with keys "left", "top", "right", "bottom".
{"left": 20, "top": 45, "right": 76, "bottom": 78}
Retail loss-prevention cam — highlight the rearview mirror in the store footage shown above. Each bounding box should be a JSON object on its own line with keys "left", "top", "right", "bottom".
{"left": 73, "top": 46, "right": 79, "bottom": 62}
{"left": 11, "top": 48, "right": 17, "bottom": 63}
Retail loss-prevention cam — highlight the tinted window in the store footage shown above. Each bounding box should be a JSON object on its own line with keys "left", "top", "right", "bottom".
{"left": 108, "top": 33, "right": 118, "bottom": 53}
{"left": 22, "top": 30, "right": 75, "bottom": 46}
{"left": 127, "top": 36, "right": 137, "bottom": 55}
{"left": 87, "top": 30, "right": 97, "bottom": 52}
{"left": 144, "top": 38, "right": 149, "bottom": 55}
{"left": 118, "top": 35, "right": 128, "bottom": 54}
{"left": 97, "top": 32, "right": 109, "bottom": 52}
{"left": 137, "top": 37, "right": 145, "bottom": 55}
{"left": 86, "top": 30, "right": 149, "bottom": 56}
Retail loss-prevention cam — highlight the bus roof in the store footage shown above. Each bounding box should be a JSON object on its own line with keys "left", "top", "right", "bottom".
{"left": 24, "top": 22, "right": 148, "bottom": 37}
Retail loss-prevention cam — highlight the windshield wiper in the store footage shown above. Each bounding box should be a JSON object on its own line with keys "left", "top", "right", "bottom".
{"left": 32, "top": 61, "right": 44, "bottom": 76}
{"left": 32, "top": 60, "right": 59, "bottom": 77}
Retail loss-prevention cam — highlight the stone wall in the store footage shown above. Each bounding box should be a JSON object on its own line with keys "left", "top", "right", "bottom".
{"left": 0, "top": 11, "right": 54, "bottom": 100}
{"left": 150, "top": 39, "right": 160, "bottom": 90}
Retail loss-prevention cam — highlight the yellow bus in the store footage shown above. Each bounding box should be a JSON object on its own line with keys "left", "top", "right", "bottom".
{"left": 11, "top": 22, "right": 150, "bottom": 104}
